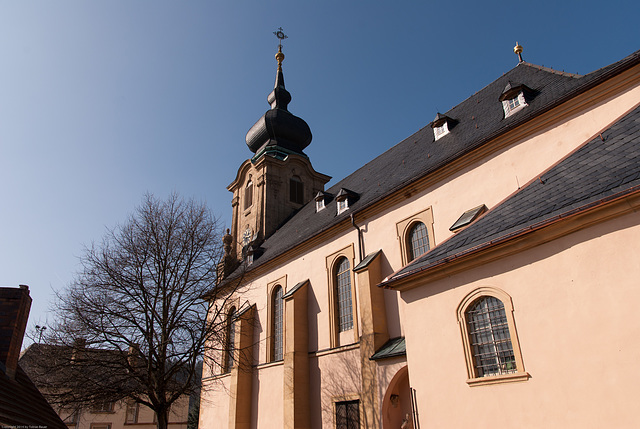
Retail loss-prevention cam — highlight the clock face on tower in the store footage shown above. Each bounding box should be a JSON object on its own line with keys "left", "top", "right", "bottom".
{"left": 242, "top": 227, "right": 253, "bottom": 246}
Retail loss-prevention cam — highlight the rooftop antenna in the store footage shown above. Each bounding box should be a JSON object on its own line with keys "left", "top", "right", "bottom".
{"left": 514, "top": 41, "right": 524, "bottom": 63}
{"left": 273, "top": 27, "right": 288, "bottom": 71}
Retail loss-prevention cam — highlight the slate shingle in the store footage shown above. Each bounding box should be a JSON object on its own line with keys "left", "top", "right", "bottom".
{"left": 386, "top": 104, "right": 640, "bottom": 283}
{"left": 224, "top": 50, "right": 640, "bottom": 279}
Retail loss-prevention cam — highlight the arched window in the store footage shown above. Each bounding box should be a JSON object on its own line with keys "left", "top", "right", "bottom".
{"left": 457, "top": 287, "right": 528, "bottom": 385}
{"left": 271, "top": 286, "right": 284, "bottom": 361}
{"left": 335, "top": 257, "right": 353, "bottom": 332}
{"left": 466, "top": 296, "right": 515, "bottom": 377}
{"left": 244, "top": 180, "right": 253, "bottom": 210}
{"left": 290, "top": 176, "right": 304, "bottom": 204}
{"left": 225, "top": 307, "right": 236, "bottom": 372}
{"left": 408, "top": 221, "right": 430, "bottom": 261}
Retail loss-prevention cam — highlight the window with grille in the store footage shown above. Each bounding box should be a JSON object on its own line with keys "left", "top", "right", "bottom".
{"left": 502, "top": 91, "right": 527, "bottom": 117}
{"left": 290, "top": 176, "right": 304, "bottom": 204}
{"left": 337, "top": 199, "right": 349, "bottom": 215}
{"left": 433, "top": 122, "right": 450, "bottom": 140}
{"left": 90, "top": 425, "right": 112, "bottom": 429}
{"left": 226, "top": 307, "right": 236, "bottom": 372}
{"left": 244, "top": 180, "right": 253, "bottom": 210}
{"left": 272, "top": 286, "right": 284, "bottom": 361}
{"left": 125, "top": 401, "right": 139, "bottom": 424}
{"left": 91, "top": 401, "right": 114, "bottom": 413}
{"left": 335, "top": 257, "right": 353, "bottom": 332}
{"left": 336, "top": 400, "right": 360, "bottom": 429}
{"left": 408, "top": 222, "right": 430, "bottom": 262}
{"left": 466, "top": 296, "right": 516, "bottom": 377}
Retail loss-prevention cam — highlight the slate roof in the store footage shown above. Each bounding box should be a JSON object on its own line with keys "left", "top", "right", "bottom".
{"left": 229, "top": 49, "right": 640, "bottom": 277}
{"left": 383, "top": 103, "right": 640, "bottom": 284}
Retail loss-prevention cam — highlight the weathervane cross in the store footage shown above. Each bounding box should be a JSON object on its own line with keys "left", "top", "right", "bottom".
{"left": 274, "top": 27, "right": 288, "bottom": 48}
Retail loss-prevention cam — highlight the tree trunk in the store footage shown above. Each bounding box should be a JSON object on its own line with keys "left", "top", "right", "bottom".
{"left": 156, "top": 406, "right": 169, "bottom": 429}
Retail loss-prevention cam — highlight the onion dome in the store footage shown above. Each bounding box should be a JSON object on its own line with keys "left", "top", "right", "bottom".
{"left": 246, "top": 44, "right": 312, "bottom": 159}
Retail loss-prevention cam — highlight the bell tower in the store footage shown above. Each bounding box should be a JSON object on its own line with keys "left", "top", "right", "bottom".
{"left": 227, "top": 29, "right": 330, "bottom": 262}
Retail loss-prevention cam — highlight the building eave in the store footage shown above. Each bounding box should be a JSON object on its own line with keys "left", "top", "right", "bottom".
{"left": 382, "top": 188, "right": 640, "bottom": 292}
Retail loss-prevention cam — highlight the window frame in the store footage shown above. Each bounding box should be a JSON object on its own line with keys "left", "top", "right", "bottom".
{"left": 289, "top": 176, "right": 304, "bottom": 205}
{"left": 267, "top": 276, "right": 287, "bottom": 363}
{"left": 502, "top": 91, "right": 528, "bottom": 118}
{"left": 326, "top": 245, "right": 358, "bottom": 348}
{"left": 337, "top": 198, "right": 349, "bottom": 215}
{"left": 224, "top": 306, "right": 237, "bottom": 373}
{"left": 335, "top": 257, "right": 354, "bottom": 333}
{"left": 457, "top": 287, "right": 529, "bottom": 386}
{"left": 396, "top": 207, "right": 435, "bottom": 266}
{"left": 244, "top": 179, "right": 253, "bottom": 211}
{"left": 91, "top": 401, "right": 114, "bottom": 413}
{"left": 125, "top": 401, "right": 139, "bottom": 424}
{"left": 433, "top": 121, "right": 450, "bottom": 140}
{"left": 335, "top": 398, "right": 361, "bottom": 429}
{"left": 406, "top": 221, "right": 430, "bottom": 262}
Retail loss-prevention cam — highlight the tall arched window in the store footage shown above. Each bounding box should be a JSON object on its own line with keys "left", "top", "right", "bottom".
{"left": 271, "top": 286, "right": 284, "bottom": 361}
{"left": 408, "top": 221, "right": 430, "bottom": 261}
{"left": 225, "top": 307, "right": 236, "bottom": 372}
{"left": 466, "top": 296, "right": 515, "bottom": 377}
{"left": 244, "top": 180, "right": 253, "bottom": 210}
{"left": 457, "top": 287, "right": 528, "bottom": 385}
{"left": 335, "top": 257, "right": 353, "bottom": 332}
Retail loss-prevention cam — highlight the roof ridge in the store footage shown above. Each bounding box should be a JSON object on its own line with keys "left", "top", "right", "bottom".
{"left": 519, "top": 61, "right": 583, "bottom": 78}
{"left": 217, "top": 49, "right": 640, "bottom": 283}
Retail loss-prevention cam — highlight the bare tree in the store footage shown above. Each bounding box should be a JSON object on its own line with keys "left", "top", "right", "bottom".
{"left": 24, "top": 193, "right": 242, "bottom": 429}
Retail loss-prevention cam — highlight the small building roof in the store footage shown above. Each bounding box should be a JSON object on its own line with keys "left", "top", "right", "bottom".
{"left": 370, "top": 337, "right": 406, "bottom": 360}
{"left": 0, "top": 362, "right": 68, "bottom": 428}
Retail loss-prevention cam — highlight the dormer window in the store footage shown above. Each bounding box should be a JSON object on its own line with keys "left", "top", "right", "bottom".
{"left": 335, "top": 188, "right": 358, "bottom": 215}
{"left": 429, "top": 113, "right": 453, "bottom": 141}
{"left": 315, "top": 191, "right": 331, "bottom": 212}
{"left": 337, "top": 199, "right": 349, "bottom": 214}
{"left": 433, "top": 122, "right": 449, "bottom": 140}
{"left": 502, "top": 91, "right": 527, "bottom": 117}
{"left": 499, "top": 82, "right": 530, "bottom": 118}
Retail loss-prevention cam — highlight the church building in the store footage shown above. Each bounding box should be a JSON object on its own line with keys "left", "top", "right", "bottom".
{"left": 199, "top": 35, "right": 640, "bottom": 428}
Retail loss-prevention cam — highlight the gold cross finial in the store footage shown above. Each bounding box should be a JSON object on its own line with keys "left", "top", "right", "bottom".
{"left": 514, "top": 42, "right": 524, "bottom": 63}
{"left": 274, "top": 27, "right": 287, "bottom": 70}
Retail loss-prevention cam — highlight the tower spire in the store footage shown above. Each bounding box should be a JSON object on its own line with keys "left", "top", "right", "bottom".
{"left": 268, "top": 28, "right": 291, "bottom": 110}
{"left": 245, "top": 28, "right": 312, "bottom": 159}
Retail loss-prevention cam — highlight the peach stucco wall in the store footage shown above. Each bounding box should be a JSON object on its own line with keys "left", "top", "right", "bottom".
{"left": 199, "top": 69, "right": 640, "bottom": 428}
{"left": 199, "top": 375, "right": 231, "bottom": 428}
{"left": 400, "top": 212, "right": 640, "bottom": 428}
{"left": 252, "top": 363, "right": 284, "bottom": 428}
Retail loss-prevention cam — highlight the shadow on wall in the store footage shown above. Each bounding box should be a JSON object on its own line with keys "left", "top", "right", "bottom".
{"left": 315, "top": 349, "right": 365, "bottom": 428}
{"left": 381, "top": 365, "right": 413, "bottom": 429}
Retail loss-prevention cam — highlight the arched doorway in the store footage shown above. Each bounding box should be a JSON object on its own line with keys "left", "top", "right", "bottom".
{"left": 381, "top": 366, "right": 414, "bottom": 429}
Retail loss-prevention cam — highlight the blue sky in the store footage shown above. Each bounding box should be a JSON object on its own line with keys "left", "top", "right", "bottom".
{"left": 1, "top": 1, "right": 638, "bottom": 339}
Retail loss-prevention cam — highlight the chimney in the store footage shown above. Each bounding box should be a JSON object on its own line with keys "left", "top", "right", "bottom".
{"left": 71, "top": 338, "right": 87, "bottom": 363}
{"left": 127, "top": 343, "right": 140, "bottom": 371}
{"left": 0, "top": 285, "right": 32, "bottom": 379}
